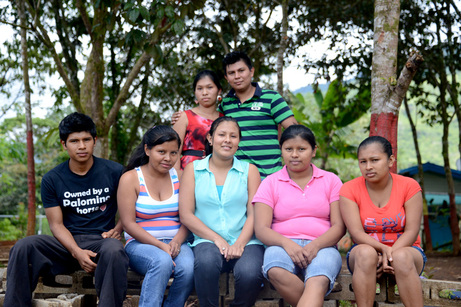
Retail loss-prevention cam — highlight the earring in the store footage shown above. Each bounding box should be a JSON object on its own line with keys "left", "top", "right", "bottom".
{"left": 217, "top": 95, "right": 222, "bottom": 103}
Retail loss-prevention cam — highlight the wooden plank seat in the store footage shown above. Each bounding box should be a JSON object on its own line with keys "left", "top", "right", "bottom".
{"left": 30, "top": 270, "right": 461, "bottom": 306}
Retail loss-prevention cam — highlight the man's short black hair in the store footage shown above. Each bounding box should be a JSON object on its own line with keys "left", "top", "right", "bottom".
{"left": 59, "top": 112, "right": 97, "bottom": 143}
{"left": 222, "top": 51, "right": 253, "bottom": 75}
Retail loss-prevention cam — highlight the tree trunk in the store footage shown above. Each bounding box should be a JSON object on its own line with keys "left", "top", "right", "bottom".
{"left": 403, "top": 96, "right": 432, "bottom": 251}
{"left": 276, "top": 0, "right": 289, "bottom": 139}
{"left": 440, "top": 99, "right": 460, "bottom": 255}
{"left": 370, "top": 0, "right": 400, "bottom": 171}
{"left": 277, "top": 0, "right": 288, "bottom": 95}
{"left": 17, "top": 0, "right": 36, "bottom": 236}
{"left": 445, "top": 2, "right": 461, "bottom": 173}
{"left": 370, "top": 0, "right": 424, "bottom": 173}
{"left": 79, "top": 5, "right": 107, "bottom": 158}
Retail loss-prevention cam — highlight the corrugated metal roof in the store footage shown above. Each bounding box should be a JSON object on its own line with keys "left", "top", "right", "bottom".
{"left": 399, "top": 162, "right": 461, "bottom": 181}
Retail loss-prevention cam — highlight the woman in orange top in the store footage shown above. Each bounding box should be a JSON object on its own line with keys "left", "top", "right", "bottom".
{"left": 339, "top": 136, "right": 426, "bottom": 307}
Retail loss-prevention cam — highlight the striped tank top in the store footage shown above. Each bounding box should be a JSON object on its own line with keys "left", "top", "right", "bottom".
{"left": 124, "top": 167, "right": 181, "bottom": 245}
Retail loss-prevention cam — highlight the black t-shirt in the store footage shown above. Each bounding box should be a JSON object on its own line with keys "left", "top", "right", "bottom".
{"left": 41, "top": 156, "right": 124, "bottom": 235}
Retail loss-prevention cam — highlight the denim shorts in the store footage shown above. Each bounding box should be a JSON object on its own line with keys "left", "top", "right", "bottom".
{"left": 262, "top": 239, "right": 342, "bottom": 295}
{"left": 346, "top": 244, "right": 427, "bottom": 275}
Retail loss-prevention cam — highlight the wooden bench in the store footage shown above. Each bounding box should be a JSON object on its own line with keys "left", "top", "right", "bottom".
{"left": 28, "top": 270, "right": 461, "bottom": 306}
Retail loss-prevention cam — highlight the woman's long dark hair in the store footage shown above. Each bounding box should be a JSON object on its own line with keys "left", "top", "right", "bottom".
{"left": 124, "top": 125, "right": 180, "bottom": 173}
{"left": 204, "top": 116, "right": 241, "bottom": 156}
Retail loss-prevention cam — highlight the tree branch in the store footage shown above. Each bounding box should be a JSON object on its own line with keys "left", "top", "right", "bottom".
{"left": 200, "top": 9, "right": 229, "bottom": 54}
{"left": 105, "top": 22, "right": 173, "bottom": 131}
{"left": 75, "top": 0, "right": 94, "bottom": 40}
{"left": 0, "top": 19, "right": 31, "bottom": 30}
{"left": 24, "top": 1, "right": 82, "bottom": 112}
{"left": 388, "top": 51, "right": 424, "bottom": 112}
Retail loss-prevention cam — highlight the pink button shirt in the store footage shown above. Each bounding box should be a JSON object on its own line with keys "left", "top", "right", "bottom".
{"left": 253, "top": 165, "right": 342, "bottom": 240}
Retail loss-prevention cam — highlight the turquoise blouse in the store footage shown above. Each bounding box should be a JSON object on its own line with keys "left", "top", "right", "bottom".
{"left": 191, "top": 155, "right": 262, "bottom": 247}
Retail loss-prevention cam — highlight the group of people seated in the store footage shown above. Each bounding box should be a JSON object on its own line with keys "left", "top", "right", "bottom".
{"left": 4, "top": 51, "right": 426, "bottom": 307}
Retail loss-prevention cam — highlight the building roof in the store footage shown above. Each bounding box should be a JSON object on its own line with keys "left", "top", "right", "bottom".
{"left": 399, "top": 162, "right": 461, "bottom": 181}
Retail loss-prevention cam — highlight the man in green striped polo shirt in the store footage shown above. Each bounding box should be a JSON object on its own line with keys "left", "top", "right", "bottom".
{"left": 221, "top": 51, "right": 297, "bottom": 179}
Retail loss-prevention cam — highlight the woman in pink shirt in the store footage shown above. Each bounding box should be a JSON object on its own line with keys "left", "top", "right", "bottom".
{"left": 340, "top": 136, "right": 425, "bottom": 307}
{"left": 253, "top": 125, "right": 345, "bottom": 307}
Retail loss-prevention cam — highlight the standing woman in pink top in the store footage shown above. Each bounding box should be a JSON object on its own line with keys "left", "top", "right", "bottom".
{"left": 253, "top": 125, "right": 345, "bottom": 307}
{"left": 339, "top": 136, "right": 426, "bottom": 307}
{"left": 173, "top": 70, "right": 223, "bottom": 173}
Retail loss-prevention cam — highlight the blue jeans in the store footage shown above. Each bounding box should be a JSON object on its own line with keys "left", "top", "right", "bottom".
{"left": 193, "top": 242, "right": 265, "bottom": 307}
{"left": 263, "top": 239, "right": 342, "bottom": 295}
{"left": 125, "top": 239, "right": 194, "bottom": 307}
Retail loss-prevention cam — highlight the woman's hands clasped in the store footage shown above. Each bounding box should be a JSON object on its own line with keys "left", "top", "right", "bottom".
{"left": 214, "top": 237, "right": 245, "bottom": 261}
{"left": 282, "top": 240, "right": 320, "bottom": 269}
{"left": 381, "top": 245, "right": 394, "bottom": 275}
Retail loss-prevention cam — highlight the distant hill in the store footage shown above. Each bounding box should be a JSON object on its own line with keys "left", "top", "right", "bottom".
{"left": 292, "top": 83, "right": 329, "bottom": 95}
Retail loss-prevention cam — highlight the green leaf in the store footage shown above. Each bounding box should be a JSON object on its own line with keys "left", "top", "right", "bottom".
{"left": 313, "top": 86, "right": 323, "bottom": 108}
{"left": 140, "top": 6, "right": 150, "bottom": 20}
{"left": 132, "top": 29, "right": 146, "bottom": 44}
{"left": 145, "top": 44, "right": 156, "bottom": 57}
{"left": 128, "top": 9, "right": 140, "bottom": 23}
{"left": 292, "top": 106, "right": 309, "bottom": 125}
{"left": 124, "top": 2, "right": 135, "bottom": 10}
{"left": 295, "top": 93, "right": 305, "bottom": 105}
{"left": 156, "top": 7, "right": 164, "bottom": 19}
{"left": 173, "top": 20, "right": 184, "bottom": 35}
{"left": 322, "top": 79, "right": 342, "bottom": 111}
{"left": 145, "top": 44, "right": 163, "bottom": 60}
{"left": 165, "top": 6, "right": 175, "bottom": 18}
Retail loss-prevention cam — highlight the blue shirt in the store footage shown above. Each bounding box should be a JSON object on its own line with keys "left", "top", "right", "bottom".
{"left": 191, "top": 155, "right": 262, "bottom": 247}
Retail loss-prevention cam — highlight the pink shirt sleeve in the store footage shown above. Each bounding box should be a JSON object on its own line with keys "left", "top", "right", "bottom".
{"left": 252, "top": 174, "right": 276, "bottom": 209}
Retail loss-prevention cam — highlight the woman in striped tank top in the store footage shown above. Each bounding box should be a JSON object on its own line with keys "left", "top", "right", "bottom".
{"left": 117, "top": 126, "right": 194, "bottom": 307}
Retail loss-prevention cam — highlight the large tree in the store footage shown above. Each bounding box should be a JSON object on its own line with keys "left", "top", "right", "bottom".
{"left": 11, "top": 0, "right": 206, "bottom": 158}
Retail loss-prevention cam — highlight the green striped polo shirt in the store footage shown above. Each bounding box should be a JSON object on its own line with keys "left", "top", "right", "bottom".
{"left": 219, "top": 83, "right": 294, "bottom": 178}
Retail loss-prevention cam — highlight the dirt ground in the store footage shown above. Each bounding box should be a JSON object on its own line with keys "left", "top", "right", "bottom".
{"left": 422, "top": 252, "right": 461, "bottom": 281}
{"left": 1, "top": 243, "right": 461, "bottom": 282}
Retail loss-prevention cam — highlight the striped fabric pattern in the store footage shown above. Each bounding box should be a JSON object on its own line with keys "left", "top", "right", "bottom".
{"left": 220, "top": 83, "right": 294, "bottom": 178}
{"left": 124, "top": 167, "right": 180, "bottom": 244}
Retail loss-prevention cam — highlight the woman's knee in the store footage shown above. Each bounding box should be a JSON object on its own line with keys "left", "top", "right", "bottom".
{"left": 350, "top": 244, "right": 379, "bottom": 271}
{"left": 267, "top": 267, "right": 290, "bottom": 284}
{"left": 175, "top": 255, "right": 194, "bottom": 278}
{"left": 391, "top": 248, "right": 418, "bottom": 275}
{"left": 193, "top": 244, "right": 222, "bottom": 267}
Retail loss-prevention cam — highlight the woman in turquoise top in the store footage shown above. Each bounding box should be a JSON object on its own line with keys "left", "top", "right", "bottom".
{"left": 179, "top": 116, "right": 264, "bottom": 307}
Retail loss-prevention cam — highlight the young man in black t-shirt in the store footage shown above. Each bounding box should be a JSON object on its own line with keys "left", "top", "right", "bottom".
{"left": 5, "top": 112, "right": 129, "bottom": 307}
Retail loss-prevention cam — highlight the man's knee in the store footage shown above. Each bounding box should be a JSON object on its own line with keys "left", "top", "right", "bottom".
{"left": 99, "top": 238, "right": 128, "bottom": 263}
{"left": 12, "top": 235, "right": 43, "bottom": 252}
